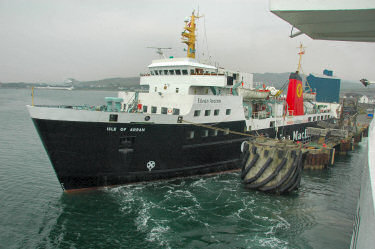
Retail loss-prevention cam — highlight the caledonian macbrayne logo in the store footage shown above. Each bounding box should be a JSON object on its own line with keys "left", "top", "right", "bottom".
{"left": 296, "top": 83, "right": 303, "bottom": 98}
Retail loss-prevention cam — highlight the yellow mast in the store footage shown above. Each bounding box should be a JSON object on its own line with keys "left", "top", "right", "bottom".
{"left": 297, "top": 43, "right": 306, "bottom": 72}
{"left": 181, "top": 11, "right": 201, "bottom": 59}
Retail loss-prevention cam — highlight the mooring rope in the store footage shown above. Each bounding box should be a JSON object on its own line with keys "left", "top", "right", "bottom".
{"left": 181, "top": 119, "right": 255, "bottom": 137}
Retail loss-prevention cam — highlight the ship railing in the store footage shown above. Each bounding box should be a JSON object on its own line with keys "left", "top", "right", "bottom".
{"left": 252, "top": 111, "right": 271, "bottom": 119}
{"left": 33, "top": 104, "right": 107, "bottom": 111}
{"left": 140, "top": 73, "right": 225, "bottom": 77}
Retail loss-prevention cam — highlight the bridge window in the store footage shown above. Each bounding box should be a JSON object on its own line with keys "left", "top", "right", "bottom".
{"left": 182, "top": 70, "right": 188, "bottom": 75}
{"left": 154, "top": 70, "right": 159, "bottom": 75}
{"left": 164, "top": 70, "right": 168, "bottom": 75}
{"left": 190, "top": 69, "right": 195, "bottom": 74}
{"left": 194, "top": 110, "right": 201, "bottom": 117}
{"left": 176, "top": 70, "right": 181, "bottom": 75}
{"left": 169, "top": 70, "right": 175, "bottom": 75}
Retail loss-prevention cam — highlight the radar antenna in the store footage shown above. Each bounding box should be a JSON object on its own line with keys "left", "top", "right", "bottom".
{"left": 360, "top": 78, "right": 375, "bottom": 87}
{"left": 147, "top": 47, "right": 172, "bottom": 59}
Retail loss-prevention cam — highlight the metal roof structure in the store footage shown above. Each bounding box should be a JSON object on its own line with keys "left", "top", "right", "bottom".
{"left": 148, "top": 58, "right": 217, "bottom": 70}
{"left": 270, "top": 0, "right": 375, "bottom": 42}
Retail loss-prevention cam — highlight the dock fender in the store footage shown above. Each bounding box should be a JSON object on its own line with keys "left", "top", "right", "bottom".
{"left": 243, "top": 157, "right": 273, "bottom": 184}
{"left": 240, "top": 154, "right": 259, "bottom": 179}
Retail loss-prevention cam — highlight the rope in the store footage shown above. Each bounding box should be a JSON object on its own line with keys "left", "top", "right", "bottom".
{"left": 203, "top": 16, "right": 210, "bottom": 62}
{"left": 181, "top": 119, "right": 255, "bottom": 137}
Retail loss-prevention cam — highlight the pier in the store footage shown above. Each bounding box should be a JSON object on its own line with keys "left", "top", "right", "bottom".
{"left": 239, "top": 112, "right": 372, "bottom": 193}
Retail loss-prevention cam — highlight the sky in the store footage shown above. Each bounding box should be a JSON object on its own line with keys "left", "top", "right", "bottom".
{"left": 1, "top": 0, "right": 375, "bottom": 83}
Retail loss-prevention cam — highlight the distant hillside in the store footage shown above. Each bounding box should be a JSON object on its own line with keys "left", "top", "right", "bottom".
{"left": 253, "top": 72, "right": 290, "bottom": 89}
{"left": 1, "top": 73, "right": 371, "bottom": 95}
{"left": 0, "top": 77, "right": 142, "bottom": 90}
{"left": 254, "top": 72, "right": 366, "bottom": 92}
{"left": 73, "top": 77, "right": 140, "bottom": 90}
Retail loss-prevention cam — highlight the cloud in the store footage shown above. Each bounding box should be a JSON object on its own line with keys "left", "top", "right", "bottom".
{"left": 0, "top": 0, "right": 374, "bottom": 82}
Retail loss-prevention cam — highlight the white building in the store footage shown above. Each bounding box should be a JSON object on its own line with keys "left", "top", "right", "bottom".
{"left": 359, "top": 95, "right": 369, "bottom": 104}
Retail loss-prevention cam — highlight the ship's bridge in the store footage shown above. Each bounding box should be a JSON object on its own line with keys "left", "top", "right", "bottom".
{"left": 140, "top": 57, "right": 253, "bottom": 95}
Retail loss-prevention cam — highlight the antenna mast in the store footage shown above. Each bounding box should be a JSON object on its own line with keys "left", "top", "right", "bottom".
{"left": 147, "top": 47, "right": 172, "bottom": 59}
{"left": 181, "top": 10, "right": 202, "bottom": 59}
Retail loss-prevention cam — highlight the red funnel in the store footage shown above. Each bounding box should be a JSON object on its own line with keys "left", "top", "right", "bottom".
{"left": 286, "top": 72, "right": 304, "bottom": 116}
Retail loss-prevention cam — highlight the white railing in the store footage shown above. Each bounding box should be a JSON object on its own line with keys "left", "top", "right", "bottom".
{"left": 350, "top": 111, "right": 375, "bottom": 249}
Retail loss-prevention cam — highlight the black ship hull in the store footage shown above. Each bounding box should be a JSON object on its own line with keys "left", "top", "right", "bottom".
{"left": 32, "top": 118, "right": 318, "bottom": 191}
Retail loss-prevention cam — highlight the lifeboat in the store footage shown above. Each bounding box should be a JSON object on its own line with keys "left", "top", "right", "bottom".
{"left": 237, "top": 88, "right": 270, "bottom": 100}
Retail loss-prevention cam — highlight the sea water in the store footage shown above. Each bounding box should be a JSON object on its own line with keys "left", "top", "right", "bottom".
{"left": 0, "top": 89, "right": 365, "bottom": 248}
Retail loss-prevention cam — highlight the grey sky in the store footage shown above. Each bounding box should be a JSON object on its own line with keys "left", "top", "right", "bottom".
{"left": 1, "top": 0, "right": 374, "bottom": 83}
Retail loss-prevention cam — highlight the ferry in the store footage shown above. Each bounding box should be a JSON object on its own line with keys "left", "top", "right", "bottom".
{"left": 27, "top": 11, "right": 339, "bottom": 191}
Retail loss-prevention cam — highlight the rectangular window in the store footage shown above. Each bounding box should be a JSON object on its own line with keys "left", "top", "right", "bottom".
{"left": 194, "top": 110, "right": 201, "bottom": 117}
{"left": 205, "top": 110, "right": 211, "bottom": 116}
{"left": 201, "top": 130, "right": 209, "bottom": 137}
{"left": 159, "top": 70, "right": 162, "bottom": 75}
{"left": 150, "top": 71, "right": 154, "bottom": 75}
{"left": 226, "top": 109, "right": 231, "bottom": 115}
{"left": 143, "top": 105, "right": 148, "bottom": 113}
{"left": 214, "top": 109, "right": 220, "bottom": 116}
{"left": 169, "top": 70, "right": 175, "bottom": 75}
{"left": 161, "top": 107, "right": 168, "bottom": 114}
{"left": 308, "top": 117, "right": 312, "bottom": 122}
{"left": 109, "top": 114, "right": 118, "bottom": 122}
{"left": 270, "top": 121, "right": 275, "bottom": 128}
{"left": 173, "top": 108, "right": 180, "bottom": 115}
{"left": 176, "top": 70, "right": 181, "bottom": 75}
{"left": 154, "top": 70, "right": 159, "bottom": 75}
{"left": 313, "top": 117, "right": 316, "bottom": 121}
{"left": 182, "top": 70, "right": 188, "bottom": 75}
{"left": 187, "top": 131, "right": 194, "bottom": 139}
{"left": 176, "top": 88, "right": 179, "bottom": 93}
{"left": 210, "top": 129, "right": 218, "bottom": 136}
{"left": 164, "top": 70, "right": 168, "bottom": 75}
{"left": 151, "top": 106, "right": 157, "bottom": 113}
{"left": 190, "top": 69, "right": 194, "bottom": 74}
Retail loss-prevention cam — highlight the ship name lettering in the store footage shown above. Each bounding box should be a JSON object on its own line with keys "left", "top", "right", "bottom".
{"left": 197, "top": 98, "right": 221, "bottom": 104}
{"left": 106, "top": 127, "right": 117, "bottom": 132}
{"left": 292, "top": 129, "right": 308, "bottom": 141}
{"left": 130, "top": 127, "right": 145, "bottom": 132}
